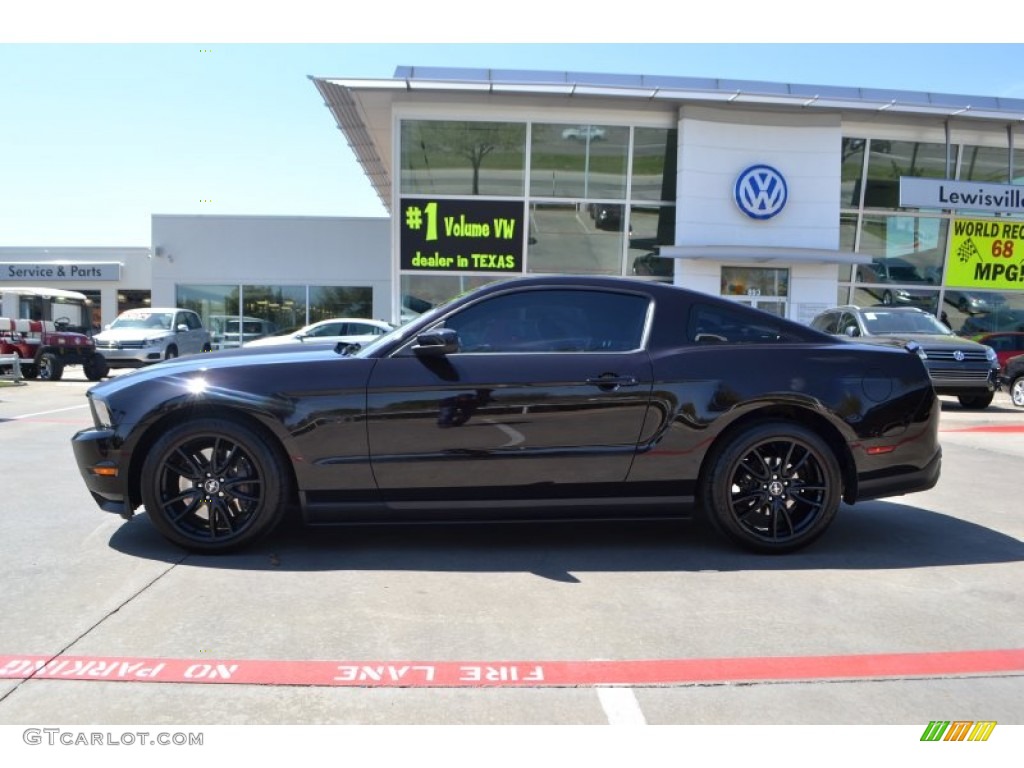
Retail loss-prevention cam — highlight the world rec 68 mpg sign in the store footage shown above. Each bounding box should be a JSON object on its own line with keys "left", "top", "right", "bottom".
{"left": 947, "top": 218, "right": 1024, "bottom": 290}
{"left": 400, "top": 198, "right": 524, "bottom": 273}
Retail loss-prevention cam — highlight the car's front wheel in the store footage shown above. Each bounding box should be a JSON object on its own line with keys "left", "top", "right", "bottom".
{"left": 957, "top": 392, "right": 994, "bottom": 409}
{"left": 1010, "top": 376, "right": 1024, "bottom": 408}
{"left": 700, "top": 422, "right": 842, "bottom": 553}
{"left": 37, "top": 352, "right": 64, "bottom": 381}
{"left": 164, "top": 345, "right": 178, "bottom": 361}
{"left": 83, "top": 353, "right": 109, "bottom": 381}
{"left": 140, "top": 418, "right": 291, "bottom": 553}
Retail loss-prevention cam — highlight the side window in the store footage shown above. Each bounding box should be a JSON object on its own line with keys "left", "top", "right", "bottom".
{"left": 810, "top": 312, "right": 838, "bottom": 334}
{"left": 838, "top": 312, "right": 861, "bottom": 337}
{"left": 688, "top": 303, "right": 802, "bottom": 345}
{"left": 441, "top": 289, "right": 649, "bottom": 353}
{"left": 310, "top": 323, "right": 341, "bottom": 337}
{"left": 186, "top": 312, "right": 202, "bottom": 331}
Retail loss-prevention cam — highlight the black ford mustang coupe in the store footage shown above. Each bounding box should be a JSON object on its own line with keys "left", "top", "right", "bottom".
{"left": 72, "top": 276, "right": 941, "bottom": 555}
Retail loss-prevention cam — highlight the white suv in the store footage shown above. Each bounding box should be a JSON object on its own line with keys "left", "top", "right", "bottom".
{"left": 93, "top": 308, "right": 211, "bottom": 368}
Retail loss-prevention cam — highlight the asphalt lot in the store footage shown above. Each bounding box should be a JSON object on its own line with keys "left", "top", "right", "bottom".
{"left": 0, "top": 366, "right": 1022, "bottom": 742}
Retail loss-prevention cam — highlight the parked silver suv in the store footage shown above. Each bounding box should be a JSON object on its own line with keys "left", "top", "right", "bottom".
{"left": 93, "top": 308, "right": 211, "bottom": 368}
{"left": 810, "top": 305, "right": 1000, "bottom": 409}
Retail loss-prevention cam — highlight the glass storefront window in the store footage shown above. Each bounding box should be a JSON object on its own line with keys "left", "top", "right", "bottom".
{"left": 959, "top": 144, "right": 1012, "bottom": 183}
{"left": 863, "top": 139, "right": 957, "bottom": 210}
{"left": 308, "top": 286, "right": 373, "bottom": 322}
{"left": 630, "top": 127, "right": 677, "bottom": 202}
{"left": 721, "top": 267, "right": 789, "bottom": 299}
{"left": 244, "top": 285, "right": 308, "bottom": 335}
{"left": 399, "top": 274, "right": 499, "bottom": 322}
{"left": 400, "top": 120, "right": 526, "bottom": 197}
{"left": 178, "top": 285, "right": 375, "bottom": 347}
{"left": 840, "top": 138, "right": 866, "bottom": 208}
{"left": 627, "top": 204, "right": 675, "bottom": 279}
{"left": 526, "top": 202, "right": 625, "bottom": 276}
{"left": 530, "top": 123, "right": 627, "bottom": 200}
{"left": 856, "top": 215, "right": 947, "bottom": 277}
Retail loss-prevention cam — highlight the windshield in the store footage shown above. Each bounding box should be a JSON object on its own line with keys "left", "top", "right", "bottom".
{"left": 861, "top": 310, "right": 951, "bottom": 335}
{"left": 111, "top": 311, "right": 173, "bottom": 330}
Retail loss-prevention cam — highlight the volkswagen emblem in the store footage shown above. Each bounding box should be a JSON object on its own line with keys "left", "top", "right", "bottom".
{"left": 953, "top": 349, "right": 965, "bottom": 362}
{"left": 735, "top": 164, "right": 788, "bottom": 220}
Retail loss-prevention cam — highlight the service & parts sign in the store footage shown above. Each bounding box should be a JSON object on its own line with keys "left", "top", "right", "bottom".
{"left": 400, "top": 198, "right": 524, "bottom": 273}
{"left": 948, "top": 218, "right": 1024, "bottom": 289}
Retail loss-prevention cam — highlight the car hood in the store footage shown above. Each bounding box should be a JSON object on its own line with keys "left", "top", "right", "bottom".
{"left": 246, "top": 333, "right": 376, "bottom": 348}
{"left": 86, "top": 341, "right": 349, "bottom": 398}
{"left": 859, "top": 333, "right": 992, "bottom": 352}
{"left": 94, "top": 327, "right": 173, "bottom": 342}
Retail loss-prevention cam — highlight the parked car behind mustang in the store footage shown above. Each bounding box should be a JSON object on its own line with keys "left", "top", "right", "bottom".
{"left": 92, "top": 308, "right": 212, "bottom": 367}
{"left": 810, "top": 305, "right": 1000, "bottom": 409}
{"left": 243, "top": 318, "right": 395, "bottom": 349}
{"left": 1001, "top": 353, "right": 1024, "bottom": 408}
{"left": 72, "top": 276, "right": 941, "bottom": 556}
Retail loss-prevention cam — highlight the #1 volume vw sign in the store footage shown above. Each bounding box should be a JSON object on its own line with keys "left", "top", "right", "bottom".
{"left": 734, "top": 164, "right": 788, "bottom": 220}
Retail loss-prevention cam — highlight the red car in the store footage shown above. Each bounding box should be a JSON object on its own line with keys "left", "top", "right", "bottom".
{"left": 971, "top": 331, "right": 1024, "bottom": 368}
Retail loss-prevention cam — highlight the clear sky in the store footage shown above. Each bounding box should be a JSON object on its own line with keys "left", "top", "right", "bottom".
{"left": 3, "top": 4, "right": 1023, "bottom": 246}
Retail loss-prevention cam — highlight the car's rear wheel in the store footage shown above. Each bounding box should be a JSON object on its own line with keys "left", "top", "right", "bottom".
{"left": 957, "top": 392, "right": 993, "bottom": 409}
{"left": 1010, "top": 376, "right": 1024, "bottom": 408}
{"left": 37, "top": 352, "right": 64, "bottom": 381}
{"left": 140, "top": 418, "right": 290, "bottom": 553}
{"left": 700, "top": 422, "right": 841, "bottom": 553}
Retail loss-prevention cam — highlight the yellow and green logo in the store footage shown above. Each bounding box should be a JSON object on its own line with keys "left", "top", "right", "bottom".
{"left": 921, "top": 720, "right": 997, "bottom": 741}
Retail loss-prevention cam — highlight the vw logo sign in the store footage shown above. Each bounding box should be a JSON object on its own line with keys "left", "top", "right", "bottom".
{"left": 953, "top": 350, "right": 965, "bottom": 362}
{"left": 735, "top": 164, "right": 788, "bottom": 220}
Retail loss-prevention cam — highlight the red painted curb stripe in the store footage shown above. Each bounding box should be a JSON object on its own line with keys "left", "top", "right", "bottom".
{"left": 941, "top": 425, "right": 1024, "bottom": 433}
{"left": 2, "top": 649, "right": 1023, "bottom": 688}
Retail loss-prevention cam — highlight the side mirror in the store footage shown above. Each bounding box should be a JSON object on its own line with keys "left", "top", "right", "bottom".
{"left": 413, "top": 328, "right": 459, "bottom": 357}
{"left": 176, "top": 324, "right": 188, "bottom": 333}
{"left": 844, "top": 326, "right": 860, "bottom": 337}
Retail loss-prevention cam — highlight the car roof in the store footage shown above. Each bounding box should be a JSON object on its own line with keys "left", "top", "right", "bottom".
{"left": 823, "top": 305, "right": 927, "bottom": 314}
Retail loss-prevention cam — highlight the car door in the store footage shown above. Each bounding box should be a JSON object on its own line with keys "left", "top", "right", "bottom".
{"left": 365, "top": 287, "right": 654, "bottom": 500}
{"left": 175, "top": 311, "right": 201, "bottom": 354}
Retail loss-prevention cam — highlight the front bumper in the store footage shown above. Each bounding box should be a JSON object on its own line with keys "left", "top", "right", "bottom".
{"left": 95, "top": 347, "right": 164, "bottom": 366}
{"left": 71, "top": 426, "right": 131, "bottom": 517}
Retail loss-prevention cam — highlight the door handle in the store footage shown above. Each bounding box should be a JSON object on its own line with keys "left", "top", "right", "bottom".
{"left": 586, "top": 374, "right": 639, "bottom": 391}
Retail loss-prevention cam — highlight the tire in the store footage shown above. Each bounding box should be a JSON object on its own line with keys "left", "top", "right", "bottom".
{"left": 881, "top": 290, "right": 894, "bottom": 306}
{"left": 83, "top": 354, "right": 109, "bottom": 382}
{"left": 957, "top": 297, "right": 970, "bottom": 314}
{"left": 700, "top": 422, "right": 842, "bottom": 553}
{"left": 37, "top": 352, "right": 64, "bottom": 381}
{"left": 20, "top": 362, "right": 38, "bottom": 380}
{"left": 1010, "top": 376, "right": 1024, "bottom": 408}
{"left": 164, "top": 345, "right": 179, "bottom": 361}
{"left": 957, "top": 392, "right": 993, "bottom": 409}
{"left": 140, "top": 418, "right": 291, "bottom": 553}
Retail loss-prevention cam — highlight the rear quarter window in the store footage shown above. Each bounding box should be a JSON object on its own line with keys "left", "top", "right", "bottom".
{"left": 688, "top": 303, "right": 812, "bottom": 345}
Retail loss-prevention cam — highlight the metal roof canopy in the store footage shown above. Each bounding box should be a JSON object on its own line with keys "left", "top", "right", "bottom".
{"left": 311, "top": 66, "right": 1024, "bottom": 212}
{"left": 659, "top": 246, "right": 872, "bottom": 265}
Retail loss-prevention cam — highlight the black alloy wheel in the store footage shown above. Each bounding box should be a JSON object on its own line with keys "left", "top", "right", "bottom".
{"left": 140, "top": 418, "right": 290, "bottom": 553}
{"left": 701, "top": 422, "right": 841, "bottom": 553}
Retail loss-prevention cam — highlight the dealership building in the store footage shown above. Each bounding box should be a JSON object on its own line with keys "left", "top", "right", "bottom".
{"left": 4, "top": 65, "right": 1024, "bottom": 340}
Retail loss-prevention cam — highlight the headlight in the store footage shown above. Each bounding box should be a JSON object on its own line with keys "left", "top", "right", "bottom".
{"left": 90, "top": 396, "right": 113, "bottom": 428}
{"left": 984, "top": 346, "right": 997, "bottom": 363}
